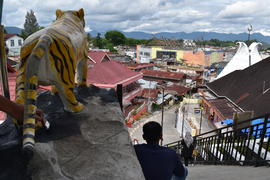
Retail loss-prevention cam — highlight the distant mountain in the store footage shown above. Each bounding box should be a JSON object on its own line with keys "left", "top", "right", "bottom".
{"left": 123, "top": 31, "right": 270, "bottom": 44}
{"left": 6, "top": 26, "right": 270, "bottom": 44}
{"left": 5, "top": 26, "right": 22, "bottom": 34}
{"left": 89, "top": 30, "right": 270, "bottom": 44}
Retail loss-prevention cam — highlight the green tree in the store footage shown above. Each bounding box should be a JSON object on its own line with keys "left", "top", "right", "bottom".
{"left": 21, "top": 9, "right": 40, "bottom": 39}
{"left": 87, "top": 33, "right": 92, "bottom": 42}
{"left": 93, "top": 33, "right": 104, "bottom": 49}
{"left": 104, "top": 41, "right": 117, "bottom": 52}
{"left": 104, "top": 30, "right": 126, "bottom": 46}
{"left": 245, "top": 39, "right": 258, "bottom": 46}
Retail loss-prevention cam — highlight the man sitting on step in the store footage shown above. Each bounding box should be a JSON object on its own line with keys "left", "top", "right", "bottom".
{"left": 134, "top": 121, "right": 188, "bottom": 180}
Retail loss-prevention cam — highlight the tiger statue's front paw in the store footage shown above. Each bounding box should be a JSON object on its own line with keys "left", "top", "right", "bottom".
{"left": 68, "top": 102, "right": 84, "bottom": 113}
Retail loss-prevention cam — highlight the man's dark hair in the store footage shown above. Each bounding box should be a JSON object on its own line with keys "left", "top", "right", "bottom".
{"left": 143, "top": 121, "right": 162, "bottom": 142}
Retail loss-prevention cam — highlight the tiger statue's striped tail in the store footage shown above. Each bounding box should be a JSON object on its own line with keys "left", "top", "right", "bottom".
{"left": 15, "top": 8, "right": 88, "bottom": 157}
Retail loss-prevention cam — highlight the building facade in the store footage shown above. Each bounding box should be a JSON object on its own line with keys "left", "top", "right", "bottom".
{"left": 4, "top": 34, "right": 23, "bottom": 56}
{"left": 136, "top": 45, "right": 226, "bottom": 66}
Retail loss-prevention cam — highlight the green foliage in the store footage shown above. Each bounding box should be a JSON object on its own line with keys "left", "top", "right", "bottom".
{"left": 195, "top": 38, "right": 261, "bottom": 47}
{"left": 104, "top": 30, "right": 126, "bottom": 46}
{"left": 92, "top": 30, "right": 158, "bottom": 51}
{"left": 125, "top": 38, "right": 139, "bottom": 46}
{"left": 125, "top": 38, "right": 152, "bottom": 46}
{"left": 196, "top": 39, "right": 236, "bottom": 47}
{"left": 93, "top": 33, "right": 104, "bottom": 49}
{"left": 21, "top": 9, "right": 40, "bottom": 39}
{"left": 245, "top": 39, "right": 258, "bottom": 46}
{"left": 87, "top": 33, "right": 92, "bottom": 42}
{"left": 38, "top": 26, "right": 45, "bottom": 31}
{"left": 104, "top": 41, "right": 117, "bottom": 52}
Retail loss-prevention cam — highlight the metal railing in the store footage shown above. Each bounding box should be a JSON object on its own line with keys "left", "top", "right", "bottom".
{"left": 165, "top": 113, "right": 270, "bottom": 166}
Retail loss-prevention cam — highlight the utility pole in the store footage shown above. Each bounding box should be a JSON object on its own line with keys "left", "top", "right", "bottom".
{"left": 199, "top": 106, "right": 203, "bottom": 134}
{"left": 247, "top": 24, "right": 253, "bottom": 66}
{"left": 181, "top": 106, "right": 185, "bottom": 138}
{"left": 0, "top": 0, "right": 10, "bottom": 99}
{"left": 160, "top": 87, "right": 164, "bottom": 146}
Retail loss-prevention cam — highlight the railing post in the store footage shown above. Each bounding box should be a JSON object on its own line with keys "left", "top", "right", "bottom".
{"left": 215, "top": 129, "right": 222, "bottom": 165}
{"left": 177, "top": 141, "right": 180, "bottom": 155}
{"left": 256, "top": 116, "right": 268, "bottom": 165}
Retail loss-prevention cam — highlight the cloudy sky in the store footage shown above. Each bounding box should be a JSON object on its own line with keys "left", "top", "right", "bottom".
{"left": 2, "top": 0, "right": 270, "bottom": 35}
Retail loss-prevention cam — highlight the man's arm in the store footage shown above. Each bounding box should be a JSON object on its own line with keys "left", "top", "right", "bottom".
{"left": 173, "top": 153, "right": 187, "bottom": 178}
{"left": 0, "top": 95, "right": 44, "bottom": 123}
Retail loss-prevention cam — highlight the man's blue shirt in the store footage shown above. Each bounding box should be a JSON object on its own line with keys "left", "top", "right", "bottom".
{"left": 134, "top": 144, "right": 185, "bottom": 180}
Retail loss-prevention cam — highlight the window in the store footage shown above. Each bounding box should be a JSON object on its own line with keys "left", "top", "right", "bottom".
{"left": 156, "top": 51, "right": 176, "bottom": 59}
{"left": 10, "top": 40, "right": 15, "bottom": 47}
{"left": 18, "top": 39, "right": 22, "bottom": 46}
{"left": 144, "top": 52, "right": 150, "bottom": 57}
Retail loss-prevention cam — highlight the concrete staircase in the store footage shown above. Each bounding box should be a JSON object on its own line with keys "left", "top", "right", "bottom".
{"left": 186, "top": 165, "right": 270, "bottom": 180}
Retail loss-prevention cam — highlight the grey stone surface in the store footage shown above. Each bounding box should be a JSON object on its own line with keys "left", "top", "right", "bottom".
{"left": 186, "top": 165, "right": 270, "bottom": 180}
{"left": 29, "top": 86, "right": 145, "bottom": 180}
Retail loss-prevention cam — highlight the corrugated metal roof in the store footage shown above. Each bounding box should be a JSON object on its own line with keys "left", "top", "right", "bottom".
{"left": 207, "top": 56, "right": 270, "bottom": 117}
{"left": 87, "top": 60, "right": 143, "bottom": 88}
{"left": 141, "top": 69, "right": 185, "bottom": 81}
{"left": 208, "top": 98, "right": 242, "bottom": 119}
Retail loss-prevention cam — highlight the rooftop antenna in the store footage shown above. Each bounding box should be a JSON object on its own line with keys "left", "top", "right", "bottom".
{"left": 247, "top": 24, "right": 253, "bottom": 42}
{"left": 247, "top": 24, "right": 253, "bottom": 66}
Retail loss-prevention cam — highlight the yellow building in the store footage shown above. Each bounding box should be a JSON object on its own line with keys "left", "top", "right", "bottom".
{"left": 150, "top": 46, "right": 184, "bottom": 62}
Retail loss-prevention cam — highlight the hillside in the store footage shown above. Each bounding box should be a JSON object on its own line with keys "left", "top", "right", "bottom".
{"left": 4, "top": 26, "right": 270, "bottom": 44}
{"left": 4, "top": 26, "right": 22, "bottom": 34}
{"left": 89, "top": 30, "right": 270, "bottom": 44}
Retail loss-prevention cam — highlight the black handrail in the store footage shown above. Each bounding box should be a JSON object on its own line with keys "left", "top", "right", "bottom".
{"left": 165, "top": 113, "right": 270, "bottom": 166}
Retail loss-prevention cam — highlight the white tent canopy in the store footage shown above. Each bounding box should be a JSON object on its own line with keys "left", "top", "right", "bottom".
{"left": 216, "top": 42, "right": 262, "bottom": 79}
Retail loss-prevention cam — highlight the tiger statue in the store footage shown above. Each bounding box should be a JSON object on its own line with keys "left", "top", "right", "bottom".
{"left": 15, "top": 8, "right": 88, "bottom": 157}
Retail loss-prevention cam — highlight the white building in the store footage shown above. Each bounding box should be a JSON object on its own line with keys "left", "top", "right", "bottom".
{"left": 4, "top": 34, "right": 24, "bottom": 56}
{"left": 137, "top": 46, "right": 152, "bottom": 63}
{"left": 183, "top": 39, "right": 196, "bottom": 47}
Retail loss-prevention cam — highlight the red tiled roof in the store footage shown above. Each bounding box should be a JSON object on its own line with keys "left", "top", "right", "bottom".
{"left": 141, "top": 89, "right": 159, "bottom": 99}
{"left": 207, "top": 98, "right": 242, "bottom": 120}
{"left": 120, "top": 62, "right": 154, "bottom": 70}
{"left": 165, "top": 84, "right": 190, "bottom": 96}
{"left": 87, "top": 60, "right": 143, "bottom": 88}
{"left": 141, "top": 69, "right": 185, "bottom": 81}
{"left": 187, "top": 75, "right": 201, "bottom": 80}
{"left": 123, "top": 88, "right": 143, "bottom": 103}
{"left": 88, "top": 50, "right": 111, "bottom": 64}
{"left": 0, "top": 72, "right": 17, "bottom": 122}
{"left": 4, "top": 34, "right": 17, "bottom": 40}
{"left": 7, "top": 64, "right": 16, "bottom": 73}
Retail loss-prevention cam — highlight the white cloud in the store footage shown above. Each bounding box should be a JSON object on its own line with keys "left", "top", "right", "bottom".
{"left": 2, "top": 0, "right": 270, "bottom": 35}
{"left": 84, "top": 26, "right": 92, "bottom": 32}
{"left": 217, "top": 1, "right": 257, "bottom": 18}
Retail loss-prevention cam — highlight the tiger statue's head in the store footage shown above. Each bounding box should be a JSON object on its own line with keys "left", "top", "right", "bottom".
{"left": 55, "top": 8, "right": 85, "bottom": 28}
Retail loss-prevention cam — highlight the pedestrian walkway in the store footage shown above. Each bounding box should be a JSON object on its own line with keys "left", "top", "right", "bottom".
{"left": 186, "top": 165, "right": 270, "bottom": 180}
{"left": 177, "top": 103, "right": 216, "bottom": 136}
{"left": 129, "top": 106, "right": 181, "bottom": 145}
